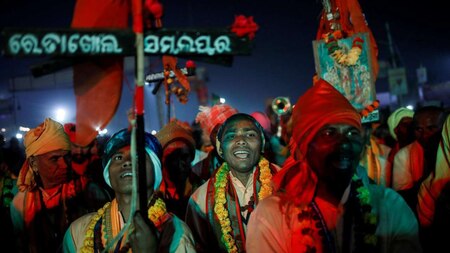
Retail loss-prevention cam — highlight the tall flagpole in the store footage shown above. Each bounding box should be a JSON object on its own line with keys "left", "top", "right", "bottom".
{"left": 132, "top": 0, "right": 148, "bottom": 219}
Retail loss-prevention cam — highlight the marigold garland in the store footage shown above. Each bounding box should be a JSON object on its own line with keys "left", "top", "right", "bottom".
{"left": 81, "top": 196, "right": 167, "bottom": 253}
{"left": 81, "top": 202, "right": 111, "bottom": 253}
{"left": 214, "top": 157, "right": 273, "bottom": 253}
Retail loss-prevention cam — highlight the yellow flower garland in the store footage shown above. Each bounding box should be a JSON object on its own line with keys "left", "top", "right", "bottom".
{"left": 81, "top": 202, "right": 111, "bottom": 253}
{"left": 214, "top": 157, "right": 273, "bottom": 253}
{"left": 81, "top": 196, "right": 167, "bottom": 253}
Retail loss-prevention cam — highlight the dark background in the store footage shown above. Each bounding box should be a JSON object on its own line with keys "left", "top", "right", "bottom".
{"left": 0, "top": 0, "right": 448, "bottom": 137}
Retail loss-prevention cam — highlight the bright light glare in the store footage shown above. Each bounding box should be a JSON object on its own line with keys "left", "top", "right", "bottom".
{"left": 55, "top": 108, "right": 66, "bottom": 122}
{"left": 1, "top": 128, "right": 5, "bottom": 132}
{"left": 219, "top": 97, "right": 226, "bottom": 104}
{"left": 151, "top": 130, "right": 157, "bottom": 135}
{"left": 16, "top": 133, "right": 23, "bottom": 139}
{"left": 406, "top": 105, "right": 414, "bottom": 110}
{"left": 19, "top": 126, "right": 30, "bottom": 132}
{"left": 98, "top": 128, "right": 108, "bottom": 135}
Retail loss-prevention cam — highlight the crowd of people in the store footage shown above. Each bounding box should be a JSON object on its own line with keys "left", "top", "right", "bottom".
{"left": 0, "top": 78, "right": 448, "bottom": 253}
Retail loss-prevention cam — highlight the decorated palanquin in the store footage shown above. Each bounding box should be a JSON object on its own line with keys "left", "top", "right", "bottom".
{"left": 313, "top": 0, "right": 380, "bottom": 122}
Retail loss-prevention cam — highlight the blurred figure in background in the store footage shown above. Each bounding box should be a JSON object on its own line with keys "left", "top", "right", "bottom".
{"left": 64, "top": 123, "right": 113, "bottom": 212}
{"left": 359, "top": 123, "right": 392, "bottom": 186}
{"left": 385, "top": 107, "right": 415, "bottom": 187}
{"left": 0, "top": 134, "right": 18, "bottom": 253}
{"left": 393, "top": 106, "right": 447, "bottom": 212}
{"left": 156, "top": 119, "right": 204, "bottom": 219}
{"left": 3, "top": 137, "right": 26, "bottom": 177}
{"left": 417, "top": 115, "right": 450, "bottom": 252}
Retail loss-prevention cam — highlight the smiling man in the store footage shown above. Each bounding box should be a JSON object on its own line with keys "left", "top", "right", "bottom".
{"left": 185, "top": 113, "right": 280, "bottom": 253}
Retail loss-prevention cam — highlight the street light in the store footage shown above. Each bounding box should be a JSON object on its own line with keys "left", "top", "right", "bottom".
{"left": 55, "top": 108, "right": 66, "bottom": 122}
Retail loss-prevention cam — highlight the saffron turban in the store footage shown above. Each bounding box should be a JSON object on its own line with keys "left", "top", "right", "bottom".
{"left": 273, "top": 79, "right": 361, "bottom": 205}
{"left": 195, "top": 104, "right": 238, "bottom": 138}
{"left": 387, "top": 107, "right": 414, "bottom": 140}
{"left": 155, "top": 119, "right": 196, "bottom": 156}
{"left": 24, "top": 118, "right": 71, "bottom": 158}
{"left": 290, "top": 79, "right": 362, "bottom": 159}
{"left": 102, "top": 128, "right": 163, "bottom": 191}
{"left": 18, "top": 118, "right": 71, "bottom": 191}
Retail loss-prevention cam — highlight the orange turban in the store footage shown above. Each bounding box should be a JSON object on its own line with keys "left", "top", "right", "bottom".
{"left": 290, "top": 79, "right": 361, "bottom": 159}
{"left": 18, "top": 118, "right": 71, "bottom": 191}
{"left": 273, "top": 79, "right": 361, "bottom": 205}
{"left": 155, "top": 119, "right": 196, "bottom": 154}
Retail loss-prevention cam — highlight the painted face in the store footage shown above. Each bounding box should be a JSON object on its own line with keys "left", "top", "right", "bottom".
{"left": 163, "top": 141, "right": 193, "bottom": 185}
{"left": 414, "top": 112, "right": 444, "bottom": 149}
{"left": 108, "top": 146, "right": 154, "bottom": 195}
{"left": 306, "top": 124, "right": 363, "bottom": 187}
{"left": 31, "top": 150, "right": 71, "bottom": 189}
{"left": 219, "top": 118, "right": 262, "bottom": 174}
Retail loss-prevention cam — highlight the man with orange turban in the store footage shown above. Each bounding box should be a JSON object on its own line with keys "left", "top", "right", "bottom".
{"left": 155, "top": 119, "right": 204, "bottom": 219}
{"left": 10, "top": 118, "right": 90, "bottom": 252}
{"left": 246, "top": 80, "right": 421, "bottom": 253}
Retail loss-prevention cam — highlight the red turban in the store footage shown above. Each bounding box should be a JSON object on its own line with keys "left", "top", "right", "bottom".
{"left": 195, "top": 104, "right": 238, "bottom": 137}
{"left": 291, "top": 79, "right": 361, "bottom": 158}
{"left": 273, "top": 79, "right": 361, "bottom": 205}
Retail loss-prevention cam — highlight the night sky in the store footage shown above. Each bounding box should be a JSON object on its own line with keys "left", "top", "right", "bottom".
{"left": 0, "top": 0, "right": 449, "bottom": 137}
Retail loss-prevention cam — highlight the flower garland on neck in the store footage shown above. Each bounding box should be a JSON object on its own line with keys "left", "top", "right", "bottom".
{"left": 214, "top": 157, "right": 272, "bottom": 253}
{"left": 81, "top": 195, "right": 168, "bottom": 253}
{"left": 294, "top": 174, "right": 378, "bottom": 253}
{"left": 323, "top": 30, "right": 364, "bottom": 66}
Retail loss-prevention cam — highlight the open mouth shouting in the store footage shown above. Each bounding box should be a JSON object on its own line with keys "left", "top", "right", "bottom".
{"left": 234, "top": 150, "right": 250, "bottom": 159}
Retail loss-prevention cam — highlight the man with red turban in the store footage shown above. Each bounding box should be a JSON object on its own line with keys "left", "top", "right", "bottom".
{"left": 246, "top": 80, "right": 421, "bottom": 253}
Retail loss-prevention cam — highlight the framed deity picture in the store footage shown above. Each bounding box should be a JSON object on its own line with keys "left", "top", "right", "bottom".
{"left": 313, "top": 32, "right": 377, "bottom": 113}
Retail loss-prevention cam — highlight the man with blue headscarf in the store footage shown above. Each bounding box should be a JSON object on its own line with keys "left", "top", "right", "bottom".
{"left": 63, "top": 128, "right": 195, "bottom": 252}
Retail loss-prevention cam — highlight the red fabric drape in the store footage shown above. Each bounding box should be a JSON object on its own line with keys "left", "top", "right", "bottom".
{"left": 71, "top": 0, "right": 130, "bottom": 146}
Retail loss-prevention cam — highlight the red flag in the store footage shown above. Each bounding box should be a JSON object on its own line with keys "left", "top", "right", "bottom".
{"left": 71, "top": 0, "right": 130, "bottom": 146}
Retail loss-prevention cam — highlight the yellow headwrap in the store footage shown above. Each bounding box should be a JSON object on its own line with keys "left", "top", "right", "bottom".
{"left": 387, "top": 107, "right": 414, "bottom": 140}
{"left": 17, "top": 118, "right": 71, "bottom": 191}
